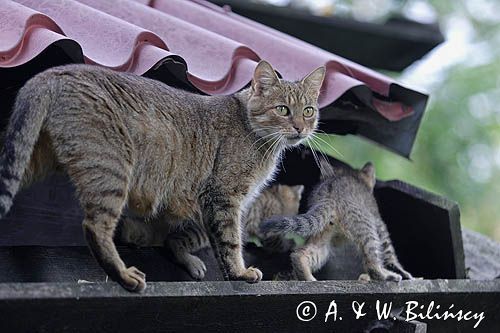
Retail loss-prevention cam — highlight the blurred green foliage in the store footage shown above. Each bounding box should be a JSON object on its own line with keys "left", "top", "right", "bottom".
{"left": 312, "top": 0, "right": 500, "bottom": 240}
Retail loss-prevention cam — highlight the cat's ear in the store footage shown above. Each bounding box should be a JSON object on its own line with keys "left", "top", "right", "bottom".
{"left": 360, "top": 162, "right": 376, "bottom": 189}
{"left": 252, "top": 60, "right": 280, "bottom": 96}
{"left": 301, "top": 66, "right": 326, "bottom": 95}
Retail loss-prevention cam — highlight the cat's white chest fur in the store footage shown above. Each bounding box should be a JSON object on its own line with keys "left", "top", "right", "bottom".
{"left": 241, "top": 154, "right": 280, "bottom": 216}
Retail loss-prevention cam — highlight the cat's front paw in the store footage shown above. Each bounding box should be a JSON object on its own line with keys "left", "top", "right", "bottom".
{"left": 234, "top": 267, "right": 263, "bottom": 283}
{"left": 119, "top": 266, "right": 146, "bottom": 292}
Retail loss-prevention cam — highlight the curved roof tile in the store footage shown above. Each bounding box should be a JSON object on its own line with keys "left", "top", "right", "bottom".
{"left": 0, "top": 0, "right": 429, "bottom": 156}
{"left": 15, "top": 0, "right": 174, "bottom": 72}
{"left": 77, "top": 0, "right": 261, "bottom": 93}
{"left": 0, "top": 1, "right": 68, "bottom": 67}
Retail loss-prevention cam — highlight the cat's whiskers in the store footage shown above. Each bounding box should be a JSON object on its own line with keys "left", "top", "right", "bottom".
{"left": 244, "top": 126, "right": 278, "bottom": 142}
{"left": 308, "top": 140, "right": 322, "bottom": 169}
{"left": 254, "top": 132, "right": 281, "bottom": 152}
{"left": 309, "top": 138, "right": 330, "bottom": 164}
{"left": 261, "top": 134, "right": 280, "bottom": 162}
{"left": 307, "top": 132, "right": 331, "bottom": 163}
{"left": 243, "top": 127, "right": 267, "bottom": 142}
{"left": 272, "top": 135, "right": 286, "bottom": 162}
{"left": 252, "top": 130, "right": 280, "bottom": 150}
{"left": 273, "top": 135, "right": 286, "bottom": 158}
{"left": 311, "top": 132, "right": 343, "bottom": 157}
{"left": 262, "top": 133, "right": 284, "bottom": 165}
{"left": 314, "top": 129, "right": 343, "bottom": 156}
{"left": 278, "top": 141, "right": 288, "bottom": 172}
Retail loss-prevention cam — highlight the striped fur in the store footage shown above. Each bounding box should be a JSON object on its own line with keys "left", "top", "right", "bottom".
{"left": 1, "top": 61, "right": 324, "bottom": 291}
{"left": 261, "top": 159, "right": 413, "bottom": 282}
{"left": 119, "top": 184, "right": 304, "bottom": 279}
{"left": 0, "top": 80, "right": 55, "bottom": 216}
{"left": 259, "top": 202, "right": 332, "bottom": 238}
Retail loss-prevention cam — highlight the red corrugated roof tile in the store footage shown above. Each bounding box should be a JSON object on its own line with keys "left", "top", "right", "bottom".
{"left": 0, "top": 0, "right": 429, "bottom": 156}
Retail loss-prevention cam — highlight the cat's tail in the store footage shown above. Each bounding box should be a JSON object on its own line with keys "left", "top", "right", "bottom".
{"left": 260, "top": 203, "right": 332, "bottom": 239}
{"left": 0, "top": 75, "right": 53, "bottom": 218}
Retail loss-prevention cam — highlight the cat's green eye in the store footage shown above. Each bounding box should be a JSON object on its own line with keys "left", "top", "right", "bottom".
{"left": 275, "top": 105, "right": 290, "bottom": 116}
{"left": 303, "top": 107, "right": 315, "bottom": 118}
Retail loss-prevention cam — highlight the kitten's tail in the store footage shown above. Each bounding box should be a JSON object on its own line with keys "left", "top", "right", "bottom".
{"left": 260, "top": 203, "right": 331, "bottom": 238}
{"left": 0, "top": 75, "right": 53, "bottom": 218}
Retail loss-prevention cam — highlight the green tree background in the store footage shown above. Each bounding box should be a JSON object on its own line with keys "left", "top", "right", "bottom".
{"left": 312, "top": 0, "right": 500, "bottom": 240}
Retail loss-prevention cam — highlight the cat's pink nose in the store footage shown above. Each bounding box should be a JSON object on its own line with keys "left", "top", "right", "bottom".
{"left": 293, "top": 125, "right": 304, "bottom": 134}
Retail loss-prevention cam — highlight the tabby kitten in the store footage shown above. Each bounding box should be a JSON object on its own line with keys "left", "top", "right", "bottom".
{"left": 0, "top": 61, "right": 324, "bottom": 291}
{"left": 120, "top": 184, "right": 304, "bottom": 279}
{"left": 261, "top": 159, "right": 413, "bottom": 282}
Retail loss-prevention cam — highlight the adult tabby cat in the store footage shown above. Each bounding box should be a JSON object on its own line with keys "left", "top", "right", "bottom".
{"left": 0, "top": 61, "right": 325, "bottom": 291}
{"left": 261, "top": 159, "right": 413, "bottom": 282}
{"left": 120, "top": 184, "right": 304, "bottom": 279}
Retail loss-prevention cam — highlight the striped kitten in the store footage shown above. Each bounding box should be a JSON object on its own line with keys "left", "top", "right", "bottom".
{"left": 120, "top": 184, "right": 304, "bottom": 279}
{"left": 0, "top": 61, "right": 324, "bottom": 291}
{"left": 261, "top": 159, "right": 413, "bottom": 282}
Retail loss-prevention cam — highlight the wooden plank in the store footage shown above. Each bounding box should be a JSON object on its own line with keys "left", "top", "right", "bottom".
{"left": 0, "top": 280, "right": 497, "bottom": 332}
{"left": 375, "top": 180, "right": 465, "bottom": 279}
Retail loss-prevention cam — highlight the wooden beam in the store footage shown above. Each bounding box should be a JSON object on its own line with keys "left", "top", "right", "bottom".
{"left": 0, "top": 280, "right": 497, "bottom": 332}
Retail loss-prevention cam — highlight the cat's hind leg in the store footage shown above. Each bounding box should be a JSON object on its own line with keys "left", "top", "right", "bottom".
{"left": 78, "top": 177, "right": 146, "bottom": 291}
{"left": 350, "top": 217, "right": 402, "bottom": 282}
{"left": 52, "top": 130, "right": 145, "bottom": 291}
{"left": 376, "top": 220, "right": 413, "bottom": 280}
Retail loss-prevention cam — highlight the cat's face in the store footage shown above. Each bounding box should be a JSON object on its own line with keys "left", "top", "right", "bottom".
{"left": 246, "top": 61, "right": 325, "bottom": 147}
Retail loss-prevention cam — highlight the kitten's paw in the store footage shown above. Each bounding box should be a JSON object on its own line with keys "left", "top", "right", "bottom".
{"left": 119, "top": 266, "right": 146, "bottom": 292}
{"left": 358, "top": 273, "right": 371, "bottom": 282}
{"left": 387, "top": 264, "right": 414, "bottom": 280}
{"left": 368, "top": 268, "right": 402, "bottom": 283}
{"left": 236, "top": 267, "right": 263, "bottom": 283}
{"left": 384, "top": 272, "right": 403, "bottom": 283}
{"left": 186, "top": 256, "right": 207, "bottom": 280}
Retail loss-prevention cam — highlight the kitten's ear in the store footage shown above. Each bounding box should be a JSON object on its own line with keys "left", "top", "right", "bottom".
{"left": 293, "top": 185, "right": 305, "bottom": 195}
{"left": 360, "top": 162, "right": 376, "bottom": 189}
{"left": 292, "top": 185, "right": 305, "bottom": 199}
{"left": 252, "top": 60, "right": 280, "bottom": 96}
{"left": 301, "top": 66, "right": 326, "bottom": 95}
